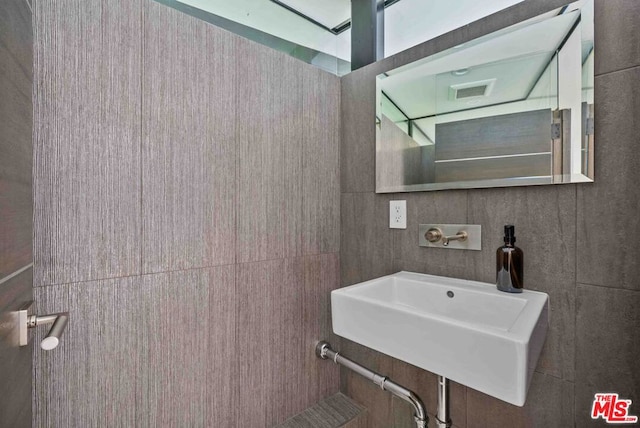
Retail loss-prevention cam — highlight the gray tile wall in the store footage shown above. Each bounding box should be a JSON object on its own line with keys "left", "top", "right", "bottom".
{"left": 33, "top": 0, "right": 340, "bottom": 426}
{"left": 339, "top": 0, "right": 640, "bottom": 426}
{"left": 142, "top": 3, "right": 237, "bottom": 273}
{"left": 33, "top": 0, "right": 143, "bottom": 286}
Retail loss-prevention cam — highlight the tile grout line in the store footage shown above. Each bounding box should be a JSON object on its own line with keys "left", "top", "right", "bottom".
{"left": 575, "top": 281, "right": 640, "bottom": 293}
{"left": 34, "top": 261, "right": 236, "bottom": 288}
{"left": 533, "top": 368, "right": 575, "bottom": 382}
{"left": 234, "top": 31, "right": 239, "bottom": 269}
{"left": 573, "top": 183, "right": 578, "bottom": 421}
{"left": 35, "top": 251, "right": 341, "bottom": 289}
{"left": 300, "top": 67, "right": 305, "bottom": 259}
{"left": 139, "top": 0, "right": 145, "bottom": 280}
{"left": 138, "top": 3, "right": 145, "bottom": 280}
{"left": 232, "top": 38, "right": 245, "bottom": 423}
{"left": 136, "top": 0, "right": 145, "bottom": 423}
{"left": 233, "top": 29, "right": 241, "bottom": 426}
{"left": 341, "top": 189, "right": 377, "bottom": 195}
{"left": 337, "top": 76, "right": 342, "bottom": 257}
{"left": 594, "top": 63, "right": 640, "bottom": 78}
{"left": 31, "top": 0, "right": 37, "bottom": 293}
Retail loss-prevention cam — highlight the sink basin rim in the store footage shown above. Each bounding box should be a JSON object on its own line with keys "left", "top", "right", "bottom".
{"left": 333, "top": 271, "right": 548, "bottom": 341}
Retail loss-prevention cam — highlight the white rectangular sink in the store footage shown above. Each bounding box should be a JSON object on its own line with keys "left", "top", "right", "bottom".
{"left": 332, "top": 271, "right": 549, "bottom": 406}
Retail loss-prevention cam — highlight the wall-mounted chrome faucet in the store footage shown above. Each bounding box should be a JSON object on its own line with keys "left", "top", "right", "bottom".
{"left": 425, "top": 228, "right": 469, "bottom": 246}
{"left": 442, "top": 231, "right": 468, "bottom": 246}
{"left": 420, "top": 224, "right": 481, "bottom": 250}
{"left": 14, "top": 301, "right": 69, "bottom": 350}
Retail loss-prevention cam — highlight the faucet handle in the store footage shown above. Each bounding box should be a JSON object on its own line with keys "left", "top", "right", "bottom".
{"left": 425, "top": 228, "right": 443, "bottom": 243}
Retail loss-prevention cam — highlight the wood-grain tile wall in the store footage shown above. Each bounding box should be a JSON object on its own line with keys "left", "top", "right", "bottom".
{"left": 236, "top": 41, "right": 304, "bottom": 264}
{"left": 33, "top": 266, "right": 238, "bottom": 426}
{"left": 302, "top": 68, "right": 340, "bottom": 255}
{"left": 33, "top": 0, "right": 143, "bottom": 286}
{"left": 33, "top": 0, "right": 341, "bottom": 426}
{"left": 237, "top": 254, "right": 340, "bottom": 426}
{"left": 142, "top": 1, "right": 237, "bottom": 273}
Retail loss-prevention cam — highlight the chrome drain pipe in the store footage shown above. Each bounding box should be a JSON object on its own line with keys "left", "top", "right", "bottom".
{"left": 316, "top": 341, "right": 428, "bottom": 428}
{"left": 435, "top": 376, "right": 452, "bottom": 428}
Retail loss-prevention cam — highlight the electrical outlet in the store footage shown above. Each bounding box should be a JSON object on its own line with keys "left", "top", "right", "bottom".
{"left": 389, "top": 200, "right": 407, "bottom": 229}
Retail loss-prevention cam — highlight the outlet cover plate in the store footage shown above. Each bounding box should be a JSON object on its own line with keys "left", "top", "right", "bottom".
{"left": 389, "top": 200, "right": 407, "bottom": 229}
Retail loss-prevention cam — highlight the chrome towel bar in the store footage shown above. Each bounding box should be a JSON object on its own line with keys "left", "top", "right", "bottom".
{"left": 14, "top": 301, "right": 69, "bottom": 350}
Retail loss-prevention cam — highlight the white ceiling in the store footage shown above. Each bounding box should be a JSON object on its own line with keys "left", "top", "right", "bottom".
{"left": 177, "top": 0, "right": 525, "bottom": 61}
{"left": 384, "top": 0, "right": 524, "bottom": 57}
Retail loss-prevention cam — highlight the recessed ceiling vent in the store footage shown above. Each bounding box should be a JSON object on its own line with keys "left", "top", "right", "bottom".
{"left": 449, "top": 79, "right": 496, "bottom": 101}
{"left": 455, "top": 85, "right": 488, "bottom": 99}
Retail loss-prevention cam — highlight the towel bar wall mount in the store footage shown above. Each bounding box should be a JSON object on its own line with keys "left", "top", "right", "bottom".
{"left": 15, "top": 301, "right": 69, "bottom": 350}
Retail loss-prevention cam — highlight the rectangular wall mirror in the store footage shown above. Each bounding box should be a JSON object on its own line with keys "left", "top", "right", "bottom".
{"left": 376, "top": 0, "right": 594, "bottom": 193}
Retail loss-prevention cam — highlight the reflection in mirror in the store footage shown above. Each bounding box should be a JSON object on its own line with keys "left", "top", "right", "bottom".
{"left": 376, "top": 0, "right": 594, "bottom": 193}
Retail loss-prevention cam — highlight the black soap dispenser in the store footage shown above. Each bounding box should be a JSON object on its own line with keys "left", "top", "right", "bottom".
{"left": 496, "top": 225, "right": 523, "bottom": 293}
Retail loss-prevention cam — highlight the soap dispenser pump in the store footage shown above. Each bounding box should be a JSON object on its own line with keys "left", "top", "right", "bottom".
{"left": 496, "top": 225, "right": 523, "bottom": 293}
